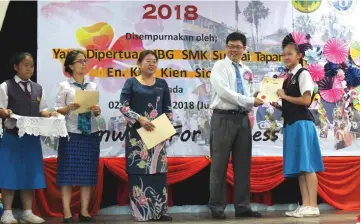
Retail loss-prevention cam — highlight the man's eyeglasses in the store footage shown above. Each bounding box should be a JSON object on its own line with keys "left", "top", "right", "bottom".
{"left": 73, "top": 59, "right": 88, "bottom": 65}
{"left": 226, "top": 45, "right": 246, "bottom": 50}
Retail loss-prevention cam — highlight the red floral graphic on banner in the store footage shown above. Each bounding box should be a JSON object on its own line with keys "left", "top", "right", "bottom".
{"left": 59, "top": 22, "right": 144, "bottom": 93}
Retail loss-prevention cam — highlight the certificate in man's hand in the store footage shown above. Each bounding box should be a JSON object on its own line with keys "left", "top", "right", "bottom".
{"left": 257, "top": 77, "right": 284, "bottom": 102}
{"left": 137, "top": 114, "right": 176, "bottom": 150}
{"left": 73, "top": 89, "right": 99, "bottom": 114}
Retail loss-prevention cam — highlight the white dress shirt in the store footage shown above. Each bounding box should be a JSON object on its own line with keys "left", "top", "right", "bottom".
{"left": 290, "top": 64, "right": 314, "bottom": 95}
{"left": 210, "top": 57, "right": 255, "bottom": 111}
{"left": 0, "top": 76, "right": 48, "bottom": 128}
{"left": 56, "top": 77, "right": 99, "bottom": 134}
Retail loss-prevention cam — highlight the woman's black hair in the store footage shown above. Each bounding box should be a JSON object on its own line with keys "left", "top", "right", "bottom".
{"left": 64, "top": 50, "right": 85, "bottom": 75}
{"left": 137, "top": 50, "right": 158, "bottom": 64}
{"left": 283, "top": 42, "right": 304, "bottom": 65}
{"left": 10, "top": 52, "right": 34, "bottom": 75}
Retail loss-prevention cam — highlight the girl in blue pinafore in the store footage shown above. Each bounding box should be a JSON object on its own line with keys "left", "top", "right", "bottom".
{"left": 0, "top": 52, "right": 58, "bottom": 224}
{"left": 272, "top": 42, "right": 324, "bottom": 218}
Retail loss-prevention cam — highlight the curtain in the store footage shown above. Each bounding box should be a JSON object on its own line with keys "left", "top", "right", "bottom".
{"left": 32, "top": 157, "right": 360, "bottom": 217}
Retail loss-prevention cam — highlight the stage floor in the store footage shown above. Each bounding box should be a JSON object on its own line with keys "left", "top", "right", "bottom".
{"left": 44, "top": 211, "right": 358, "bottom": 223}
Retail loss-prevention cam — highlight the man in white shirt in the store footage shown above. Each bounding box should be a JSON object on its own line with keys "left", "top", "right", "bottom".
{"left": 208, "top": 32, "right": 264, "bottom": 219}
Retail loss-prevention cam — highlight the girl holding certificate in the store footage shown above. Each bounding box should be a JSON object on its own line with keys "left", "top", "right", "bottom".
{"left": 0, "top": 52, "right": 57, "bottom": 224}
{"left": 119, "top": 50, "right": 173, "bottom": 222}
{"left": 55, "top": 50, "right": 101, "bottom": 223}
{"left": 272, "top": 42, "right": 324, "bottom": 218}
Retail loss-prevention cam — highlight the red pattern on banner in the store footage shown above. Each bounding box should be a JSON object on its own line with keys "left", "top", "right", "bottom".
{"left": 32, "top": 157, "right": 360, "bottom": 217}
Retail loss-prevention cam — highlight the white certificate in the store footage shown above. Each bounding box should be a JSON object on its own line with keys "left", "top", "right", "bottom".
{"left": 73, "top": 89, "right": 99, "bottom": 114}
{"left": 137, "top": 114, "right": 176, "bottom": 150}
{"left": 257, "top": 77, "right": 285, "bottom": 102}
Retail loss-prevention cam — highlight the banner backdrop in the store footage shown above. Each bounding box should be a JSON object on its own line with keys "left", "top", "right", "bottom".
{"left": 37, "top": 0, "right": 360, "bottom": 157}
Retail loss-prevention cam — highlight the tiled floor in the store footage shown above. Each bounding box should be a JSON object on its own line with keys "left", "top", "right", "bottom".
{"left": 44, "top": 211, "right": 359, "bottom": 223}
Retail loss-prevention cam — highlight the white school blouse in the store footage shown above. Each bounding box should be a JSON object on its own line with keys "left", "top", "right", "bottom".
{"left": 289, "top": 64, "right": 314, "bottom": 95}
{"left": 56, "top": 77, "right": 99, "bottom": 134}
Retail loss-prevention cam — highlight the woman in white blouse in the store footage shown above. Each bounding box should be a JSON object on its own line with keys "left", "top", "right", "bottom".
{"left": 55, "top": 50, "right": 101, "bottom": 223}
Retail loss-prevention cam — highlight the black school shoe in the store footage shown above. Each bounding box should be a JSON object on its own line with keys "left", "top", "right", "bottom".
{"left": 78, "top": 214, "right": 95, "bottom": 222}
{"left": 235, "top": 210, "right": 262, "bottom": 218}
{"left": 62, "top": 216, "right": 73, "bottom": 223}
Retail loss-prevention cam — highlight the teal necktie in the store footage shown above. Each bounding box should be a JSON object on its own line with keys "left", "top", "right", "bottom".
{"left": 73, "top": 82, "right": 91, "bottom": 135}
{"left": 232, "top": 63, "right": 245, "bottom": 95}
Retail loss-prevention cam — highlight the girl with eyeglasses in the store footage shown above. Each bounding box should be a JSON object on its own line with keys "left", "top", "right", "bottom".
{"left": 55, "top": 50, "right": 102, "bottom": 223}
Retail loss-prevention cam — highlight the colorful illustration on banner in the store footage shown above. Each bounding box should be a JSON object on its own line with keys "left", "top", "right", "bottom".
{"left": 328, "top": 0, "right": 357, "bottom": 14}
{"left": 308, "top": 63, "right": 325, "bottom": 82}
{"left": 349, "top": 109, "right": 360, "bottom": 138}
{"left": 351, "top": 86, "right": 360, "bottom": 106}
{"left": 349, "top": 40, "right": 360, "bottom": 66}
{"left": 282, "top": 32, "right": 307, "bottom": 47}
{"left": 57, "top": 22, "right": 144, "bottom": 93}
{"left": 345, "top": 67, "right": 360, "bottom": 87}
{"left": 255, "top": 105, "right": 282, "bottom": 142}
{"left": 317, "top": 76, "right": 345, "bottom": 103}
{"left": 256, "top": 105, "right": 282, "bottom": 131}
{"left": 37, "top": 1, "right": 361, "bottom": 156}
{"left": 291, "top": 0, "right": 322, "bottom": 13}
{"left": 323, "top": 38, "right": 349, "bottom": 64}
{"left": 310, "top": 93, "right": 321, "bottom": 109}
{"left": 333, "top": 103, "right": 355, "bottom": 150}
{"left": 304, "top": 47, "right": 322, "bottom": 64}
{"left": 317, "top": 102, "right": 331, "bottom": 138}
{"left": 324, "top": 61, "right": 339, "bottom": 77}
{"left": 336, "top": 69, "right": 345, "bottom": 81}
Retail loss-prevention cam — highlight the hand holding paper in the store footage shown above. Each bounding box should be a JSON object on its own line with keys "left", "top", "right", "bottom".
{"left": 257, "top": 77, "right": 284, "bottom": 102}
{"left": 73, "top": 89, "right": 99, "bottom": 114}
{"left": 67, "top": 102, "right": 81, "bottom": 111}
{"left": 137, "top": 114, "right": 176, "bottom": 149}
{"left": 89, "top": 104, "right": 101, "bottom": 115}
{"left": 139, "top": 116, "right": 155, "bottom": 131}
